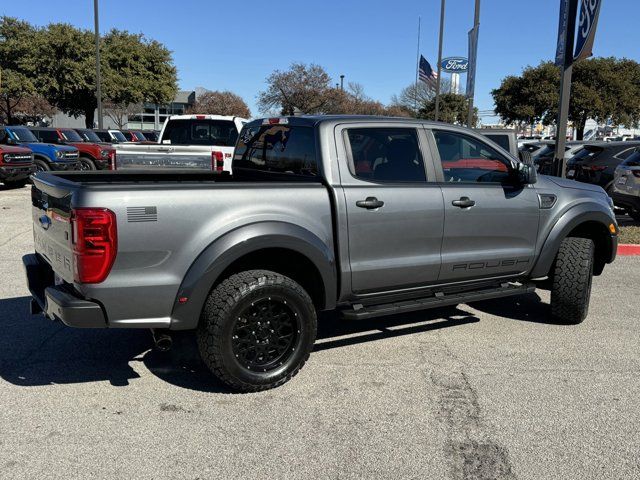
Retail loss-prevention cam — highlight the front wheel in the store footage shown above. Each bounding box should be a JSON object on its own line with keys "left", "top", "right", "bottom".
{"left": 34, "top": 159, "right": 50, "bottom": 173}
{"left": 3, "top": 179, "right": 28, "bottom": 189}
{"left": 550, "top": 237, "right": 595, "bottom": 324}
{"left": 197, "top": 270, "right": 317, "bottom": 392}
{"left": 79, "top": 157, "right": 96, "bottom": 171}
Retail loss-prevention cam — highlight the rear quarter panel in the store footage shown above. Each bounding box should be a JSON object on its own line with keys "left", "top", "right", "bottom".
{"left": 74, "top": 183, "right": 333, "bottom": 328}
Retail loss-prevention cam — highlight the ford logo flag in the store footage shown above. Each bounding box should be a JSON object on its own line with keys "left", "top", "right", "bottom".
{"left": 574, "top": 0, "right": 602, "bottom": 62}
{"left": 440, "top": 57, "right": 469, "bottom": 73}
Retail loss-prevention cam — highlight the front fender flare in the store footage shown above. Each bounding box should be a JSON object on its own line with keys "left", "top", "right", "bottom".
{"left": 169, "top": 221, "right": 337, "bottom": 330}
{"left": 530, "top": 202, "right": 616, "bottom": 278}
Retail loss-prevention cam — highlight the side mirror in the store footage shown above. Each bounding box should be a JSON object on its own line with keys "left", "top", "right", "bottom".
{"left": 518, "top": 150, "right": 533, "bottom": 166}
{"left": 516, "top": 162, "right": 537, "bottom": 185}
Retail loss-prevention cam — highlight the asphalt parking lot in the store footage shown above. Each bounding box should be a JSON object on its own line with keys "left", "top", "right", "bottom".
{"left": 0, "top": 185, "right": 639, "bottom": 480}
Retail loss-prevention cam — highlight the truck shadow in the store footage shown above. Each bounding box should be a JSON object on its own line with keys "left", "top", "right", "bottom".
{"left": 0, "top": 296, "right": 479, "bottom": 393}
{"left": 469, "top": 292, "right": 564, "bottom": 324}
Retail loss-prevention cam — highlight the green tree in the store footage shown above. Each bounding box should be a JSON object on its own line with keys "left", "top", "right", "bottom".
{"left": 102, "top": 30, "right": 177, "bottom": 109}
{"left": 492, "top": 58, "right": 640, "bottom": 139}
{"left": 34, "top": 23, "right": 99, "bottom": 127}
{"left": 418, "top": 93, "right": 478, "bottom": 126}
{"left": 0, "top": 17, "right": 39, "bottom": 124}
{"left": 33, "top": 24, "right": 177, "bottom": 128}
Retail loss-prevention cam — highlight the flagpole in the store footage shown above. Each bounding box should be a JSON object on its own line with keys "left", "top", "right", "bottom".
{"left": 414, "top": 16, "right": 421, "bottom": 114}
{"left": 466, "top": 0, "right": 480, "bottom": 128}
{"left": 434, "top": 0, "right": 445, "bottom": 121}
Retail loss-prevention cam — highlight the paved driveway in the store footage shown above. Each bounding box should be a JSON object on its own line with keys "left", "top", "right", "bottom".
{"left": 0, "top": 185, "right": 638, "bottom": 479}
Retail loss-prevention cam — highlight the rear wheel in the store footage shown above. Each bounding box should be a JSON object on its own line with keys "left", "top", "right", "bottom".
{"left": 550, "top": 237, "right": 595, "bottom": 324}
{"left": 197, "top": 270, "right": 317, "bottom": 392}
{"left": 79, "top": 157, "right": 96, "bottom": 171}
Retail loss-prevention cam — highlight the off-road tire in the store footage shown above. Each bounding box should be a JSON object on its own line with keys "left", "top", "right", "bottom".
{"left": 3, "top": 179, "right": 28, "bottom": 189}
{"left": 629, "top": 210, "right": 640, "bottom": 222}
{"left": 79, "top": 156, "right": 96, "bottom": 171}
{"left": 550, "top": 237, "right": 595, "bottom": 324}
{"left": 197, "top": 270, "right": 317, "bottom": 392}
{"left": 34, "top": 159, "right": 50, "bottom": 172}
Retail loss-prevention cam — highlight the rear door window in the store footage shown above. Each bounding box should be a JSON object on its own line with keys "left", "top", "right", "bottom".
{"left": 345, "top": 127, "right": 427, "bottom": 182}
{"left": 233, "top": 123, "right": 318, "bottom": 177}
{"left": 162, "top": 119, "right": 238, "bottom": 146}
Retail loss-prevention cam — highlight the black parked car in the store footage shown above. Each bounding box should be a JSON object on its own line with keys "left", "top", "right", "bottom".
{"left": 566, "top": 141, "right": 640, "bottom": 194}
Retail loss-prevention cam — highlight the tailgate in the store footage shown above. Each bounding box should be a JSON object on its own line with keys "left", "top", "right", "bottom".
{"left": 115, "top": 145, "right": 224, "bottom": 170}
{"left": 31, "top": 176, "right": 75, "bottom": 283}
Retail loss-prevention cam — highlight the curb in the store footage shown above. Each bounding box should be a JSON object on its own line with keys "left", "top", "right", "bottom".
{"left": 618, "top": 244, "right": 640, "bottom": 256}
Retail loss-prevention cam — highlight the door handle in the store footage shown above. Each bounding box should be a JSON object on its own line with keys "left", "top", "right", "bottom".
{"left": 356, "top": 197, "right": 384, "bottom": 209}
{"left": 451, "top": 196, "right": 475, "bottom": 208}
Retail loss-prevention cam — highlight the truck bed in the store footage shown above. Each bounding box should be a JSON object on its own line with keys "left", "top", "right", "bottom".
{"left": 30, "top": 170, "right": 333, "bottom": 329}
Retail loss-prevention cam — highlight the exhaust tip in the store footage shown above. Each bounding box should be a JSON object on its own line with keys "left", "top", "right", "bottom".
{"left": 151, "top": 329, "right": 173, "bottom": 352}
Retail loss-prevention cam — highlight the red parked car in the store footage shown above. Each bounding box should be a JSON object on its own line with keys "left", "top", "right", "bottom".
{"left": 29, "top": 127, "right": 116, "bottom": 171}
{"left": 0, "top": 131, "right": 35, "bottom": 188}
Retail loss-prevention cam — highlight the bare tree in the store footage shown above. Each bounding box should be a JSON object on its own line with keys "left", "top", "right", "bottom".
{"left": 258, "top": 63, "right": 341, "bottom": 115}
{"left": 188, "top": 90, "right": 251, "bottom": 117}
{"left": 104, "top": 101, "right": 143, "bottom": 129}
{"left": 390, "top": 79, "right": 452, "bottom": 113}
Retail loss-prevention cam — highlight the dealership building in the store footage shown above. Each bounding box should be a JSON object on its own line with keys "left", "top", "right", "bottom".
{"left": 49, "top": 91, "right": 196, "bottom": 130}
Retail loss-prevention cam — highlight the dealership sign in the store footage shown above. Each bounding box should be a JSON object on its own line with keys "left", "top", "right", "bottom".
{"left": 574, "top": 0, "right": 602, "bottom": 62}
{"left": 440, "top": 57, "right": 469, "bottom": 73}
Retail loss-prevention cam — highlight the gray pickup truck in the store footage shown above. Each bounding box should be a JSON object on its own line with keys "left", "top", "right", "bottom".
{"left": 23, "top": 115, "right": 618, "bottom": 391}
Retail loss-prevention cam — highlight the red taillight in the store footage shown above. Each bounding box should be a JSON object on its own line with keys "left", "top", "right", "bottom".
{"left": 587, "top": 165, "right": 606, "bottom": 171}
{"left": 196, "top": 115, "right": 206, "bottom": 120}
{"left": 71, "top": 208, "right": 117, "bottom": 284}
{"left": 109, "top": 150, "right": 116, "bottom": 170}
{"left": 0, "top": 153, "right": 4, "bottom": 165}
{"left": 212, "top": 151, "right": 224, "bottom": 172}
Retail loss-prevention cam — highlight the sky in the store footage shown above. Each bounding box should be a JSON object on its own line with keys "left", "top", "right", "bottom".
{"left": 2, "top": 0, "right": 639, "bottom": 123}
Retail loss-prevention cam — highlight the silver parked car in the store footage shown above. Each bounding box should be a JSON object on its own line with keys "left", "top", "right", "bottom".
{"left": 611, "top": 149, "right": 640, "bottom": 221}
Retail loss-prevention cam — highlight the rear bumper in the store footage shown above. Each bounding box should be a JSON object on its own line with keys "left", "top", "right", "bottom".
{"left": 22, "top": 254, "right": 107, "bottom": 328}
{"left": 611, "top": 191, "right": 640, "bottom": 212}
{"left": 0, "top": 164, "right": 35, "bottom": 181}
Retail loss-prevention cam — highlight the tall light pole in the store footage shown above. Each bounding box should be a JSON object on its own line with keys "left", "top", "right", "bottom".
{"left": 467, "top": 0, "right": 480, "bottom": 128}
{"left": 93, "top": 0, "right": 103, "bottom": 129}
{"left": 340, "top": 74, "right": 345, "bottom": 91}
{"left": 434, "top": 0, "right": 445, "bottom": 121}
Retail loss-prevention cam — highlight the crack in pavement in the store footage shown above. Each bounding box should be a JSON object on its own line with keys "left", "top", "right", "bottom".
{"left": 0, "top": 229, "right": 31, "bottom": 249}
{"left": 423, "top": 334, "right": 516, "bottom": 480}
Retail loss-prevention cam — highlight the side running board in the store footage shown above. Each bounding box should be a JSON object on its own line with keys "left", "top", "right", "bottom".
{"left": 341, "top": 282, "right": 535, "bottom": 320}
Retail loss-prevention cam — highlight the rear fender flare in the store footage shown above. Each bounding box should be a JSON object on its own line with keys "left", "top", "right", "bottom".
{"left": 530, "top": 202, "right": 616, "bottom": 278}
{"left": 170, "top": 221, "right": 337, "bottom": 330}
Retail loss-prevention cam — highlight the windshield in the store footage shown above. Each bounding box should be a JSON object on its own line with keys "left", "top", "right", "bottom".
{"left": 533, "top": 146, "right": 555, "bottom": 159}
{"left": 9, "top": 127, "right": 38, "bottom": 142}
{"left": 132, "top": 131, "right": 147, "bottom": 141}
{"left": 60, "top": 129, "right": 83, "bottom": 142}
{"left": 111, "top": 131, "right": 127, "bottom": 142}
{"left": 571, "top": 145, "right": 603, "bottom": 162}
{"left": 162, "top": 119, "right": 238, "bottom": 146}
{"left": 622, "top": 151, "right": 640, "bottom": 167}
{"left": 77, "top": 129, "right": 102, "bottom": 142}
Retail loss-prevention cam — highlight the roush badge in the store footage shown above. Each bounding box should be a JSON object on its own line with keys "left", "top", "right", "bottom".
{"left": 440, "top": 57, "right": 469, "bottom": 73}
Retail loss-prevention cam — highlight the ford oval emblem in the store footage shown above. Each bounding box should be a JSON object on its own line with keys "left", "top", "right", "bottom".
{"left": 440, "top": 57, "right": 469, "bottom": 73}
{"left": 38, "top": 215, "right": 51, "bottom": 230}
